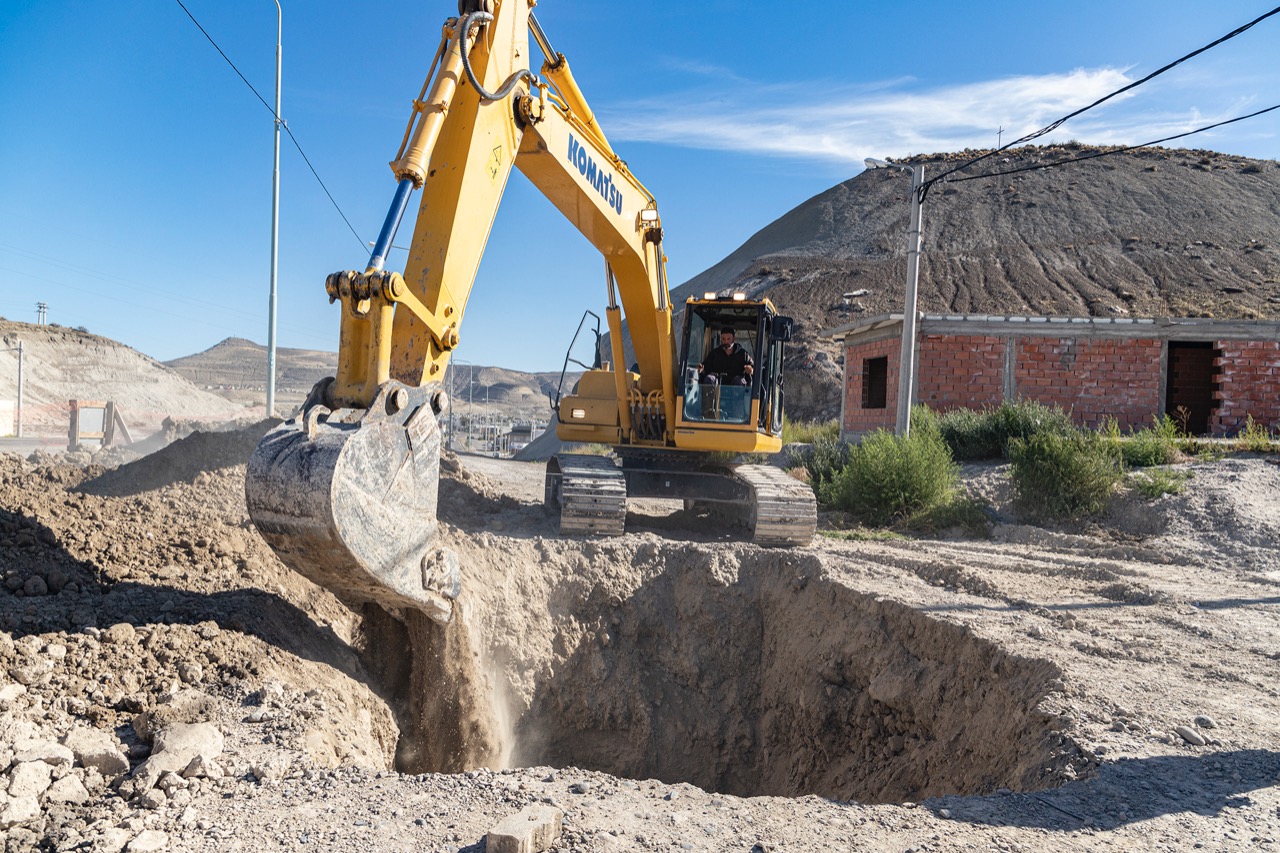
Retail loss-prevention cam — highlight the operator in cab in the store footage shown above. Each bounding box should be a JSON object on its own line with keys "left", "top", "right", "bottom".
{"left": 697, "top": 328, "right": 754, "bottom": 386}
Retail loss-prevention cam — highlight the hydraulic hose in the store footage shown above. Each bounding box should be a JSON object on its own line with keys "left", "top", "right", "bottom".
{"left": 458, "top": 10, "right": 535, "bottom": 102}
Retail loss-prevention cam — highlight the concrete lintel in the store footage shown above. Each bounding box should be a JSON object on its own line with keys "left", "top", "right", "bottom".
{"left": 912, "top": 315, "right": 1280, "bottom": 341}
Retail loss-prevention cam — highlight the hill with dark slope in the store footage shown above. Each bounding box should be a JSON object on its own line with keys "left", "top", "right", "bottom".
{"left": 669, "top": 144, "right": 1280, "bottom": 420}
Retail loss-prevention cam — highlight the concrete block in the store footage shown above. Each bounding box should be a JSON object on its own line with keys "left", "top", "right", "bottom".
{"left": 485, "top": 804, "right": 563, "bottom": 853}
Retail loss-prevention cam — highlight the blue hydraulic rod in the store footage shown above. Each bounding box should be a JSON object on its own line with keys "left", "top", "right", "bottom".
{"left": 367, "top": 178, "right": 416, "bottom": 272}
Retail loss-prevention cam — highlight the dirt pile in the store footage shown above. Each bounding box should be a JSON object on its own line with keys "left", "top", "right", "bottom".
{"left": 78, "top": 419, "right": 280, "bottom": 497}
{"left": 0, "top": 440, "right": 399, "bottom": 849}
{"left": 1, "top": 433, "right": 1279, "bottom": 850}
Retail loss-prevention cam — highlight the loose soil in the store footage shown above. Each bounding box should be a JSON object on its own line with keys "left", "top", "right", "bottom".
{"left": 1, "top": 430, "right": 1278, "bottom": 852}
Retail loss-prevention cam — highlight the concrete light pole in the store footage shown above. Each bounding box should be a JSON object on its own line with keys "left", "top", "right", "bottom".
{"left": 266, "top": 0, "right": 283, "bottom": 418}
{"left": 448, "top": 359, "right": 471, "bottom": 451}
{"left": 2, "top": 342, "right": 22, "bottom": 438}
{"left": 864, "top": 158, "right": 925, "bottom": 437}
{"left": 14, "top": 342, "right": 21, "bottom": 439}
{"left": 448, "top": 360, "right": 474, "bottom": 451}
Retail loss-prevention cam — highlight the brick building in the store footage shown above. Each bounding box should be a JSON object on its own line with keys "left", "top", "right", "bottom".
{"left": 821, "top": 314, "right": 1280, "bottom": 440}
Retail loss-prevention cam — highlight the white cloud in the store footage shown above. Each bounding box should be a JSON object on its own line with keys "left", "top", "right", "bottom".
{"left": 599, "top": 68, "right": 1259, "bottom": 167}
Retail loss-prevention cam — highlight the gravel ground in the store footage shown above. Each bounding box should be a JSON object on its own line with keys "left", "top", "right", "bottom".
{"left": 1, "top": 436, "right": 1278, "bottom": 852}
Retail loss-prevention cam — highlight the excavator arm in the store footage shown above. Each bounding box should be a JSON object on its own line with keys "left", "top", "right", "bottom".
{"left": 329, "top": 1, "right": 676, "bottom": 434}
{"left": 245, "top": 0, "right": 681, "bottom": 621}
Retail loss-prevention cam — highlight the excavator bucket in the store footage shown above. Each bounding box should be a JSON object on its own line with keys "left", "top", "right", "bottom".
{"left": 245, "top": 380, "right": 459, "bottom": 624}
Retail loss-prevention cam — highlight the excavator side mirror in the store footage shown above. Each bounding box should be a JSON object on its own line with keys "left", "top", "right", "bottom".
{"left": 771, "top": 316, "right": 794, "bottom": 342}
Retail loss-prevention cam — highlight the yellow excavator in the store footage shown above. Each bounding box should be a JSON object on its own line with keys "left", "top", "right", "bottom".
{"left": 245, "top": 0, "right": 816, "bottom": 623}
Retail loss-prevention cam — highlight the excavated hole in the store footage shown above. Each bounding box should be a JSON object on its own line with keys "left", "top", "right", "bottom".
{"left": 384, "top": 538, "right": 1084, "bottom": 805}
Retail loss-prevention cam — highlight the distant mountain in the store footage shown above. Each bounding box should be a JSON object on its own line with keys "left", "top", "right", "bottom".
{"left": 165, "top": 337, "right": 335, "bottom": 398}
{"left": 666, "top": 144, "right": 1280, "bottom": 420}
{"left": 167, "top": 337, "right": 578, "bottom": 420}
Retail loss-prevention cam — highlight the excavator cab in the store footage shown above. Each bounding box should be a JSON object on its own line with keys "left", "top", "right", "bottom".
{"left": 678, "top": 296, "right": 792, "bottom": 435}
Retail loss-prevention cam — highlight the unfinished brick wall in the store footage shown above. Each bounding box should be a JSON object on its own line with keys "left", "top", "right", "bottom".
{"left": 917, "top": 335, "right": 1005, "bottom": 412}
{"left": 1212, "top": 341, "right": 1280, "bottom": 434}
{"left": 840, "top": 325, "right": 1277, "bottom": 439}
{"left": 842, "top": 338, "right": 899, "bottom": 435}
{"left": 1014, "top": 337, "right": 1162, "bottom": 430}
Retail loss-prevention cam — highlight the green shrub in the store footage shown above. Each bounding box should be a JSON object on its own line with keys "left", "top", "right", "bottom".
{"left": 1008, "top": 429, "right": 1122, "bottom": 520}
{"left": 936, "top": 401, "right": 1075, "bottom": 461}
{"left": 798, "top": 435, "right": 849, "bottom": 489}
{"left": 1103, "top": 415, "right": 1182, "bottom": 468}
{"left": 820, "top": 424, "right": 958, "bottom": 526}
{"left": 908, "top": 404, "right": 942, "bottom": 437}
{"left": 569, "top": 443, "right": 614, "bottom": 456}
{"left": 1237, "top": 414, "right": 1276, "bottom": 452}
{"left": 781, "top": 417, "right": 839, "bottom": 444}
{"left": 1130, "top": 468, "right": 1191, "bottom": 499}
{"left": 819, "top": 528, "right": 907, "bottom": 543}
{"left": 904, "top": 495, "right": 992, "bottom": 536}
{"left": 937, "top": 407, "right": 1002, "bottom": 460}
{"left": 991, "top": 401, "right": 1076, "bottom": 454}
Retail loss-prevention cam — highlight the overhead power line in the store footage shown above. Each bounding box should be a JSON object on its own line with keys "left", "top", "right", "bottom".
{"left": 949, "top": 102, "right": 1280, "bottom": 183}
{"left": 172, "top": 0, "right": 368, "bottom": 253}
{"left": 925, "top": 4, "right": 1280, "bottom": 193}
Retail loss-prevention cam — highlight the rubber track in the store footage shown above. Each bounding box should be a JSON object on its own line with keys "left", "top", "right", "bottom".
{"left": 735, "top": 465, "right": 817, "bottom": 547}
{"left": 555, "top": 454, "right": 627, "bottom": 536}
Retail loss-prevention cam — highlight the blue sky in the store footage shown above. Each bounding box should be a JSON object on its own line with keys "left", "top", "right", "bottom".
{"left": 1, "top": 1, "right": 1276, "bottom": 372}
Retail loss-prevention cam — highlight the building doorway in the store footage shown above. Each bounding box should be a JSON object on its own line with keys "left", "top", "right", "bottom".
{"left": 1166, "top": 342, "right": 1218, "bottom": 435}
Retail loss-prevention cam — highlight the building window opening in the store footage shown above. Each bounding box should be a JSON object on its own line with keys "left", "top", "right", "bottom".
{"left": 862, "top": 356, "right": 888, "bottom": 409}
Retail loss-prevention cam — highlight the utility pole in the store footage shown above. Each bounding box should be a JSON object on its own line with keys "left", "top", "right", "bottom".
{"left": 864, "top": 158, "right": 925, "bottom": 436}
{"left": 15, "top": 341, "right": 21, "bottom": 438}
{"left": 265, "top": 0, "right": 283, "bottom": 418}
{"left": 895, "top": 164, "right": 925, "bottom": 437}
{"left": 35, "top": 303, "right": 47, "bottom": 325}
{"left": 1, "top": 342, "right": 23, "bottom": 438}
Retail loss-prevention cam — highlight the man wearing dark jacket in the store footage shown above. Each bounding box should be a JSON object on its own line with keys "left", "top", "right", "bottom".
{"left": 698, "top": 328, "right": 753, "bottom": 386}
